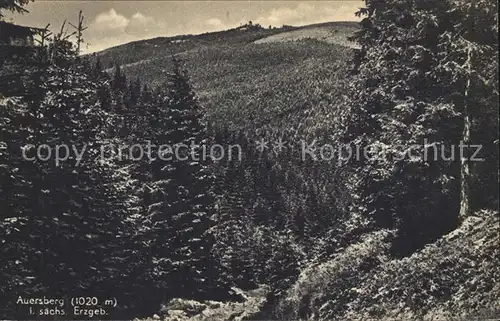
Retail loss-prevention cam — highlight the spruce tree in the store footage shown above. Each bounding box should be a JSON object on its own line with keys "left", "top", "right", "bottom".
{"left": 0, "top": 29, "right": 145, "bottom": 318}
{"left": 112, "top": 62, "right": 127, "bottom": 91}
{"left": 343, "top": 0, "right": 498, "bottom": 255}
{"left": 0, "top": 0, "right": 32, "bottom": 18}
{"left": 146, "top": 58, "right": 229, "bottom": 301}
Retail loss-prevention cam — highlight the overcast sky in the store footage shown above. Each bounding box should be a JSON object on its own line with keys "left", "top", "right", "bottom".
{"left": 6, "top": 1, "right": 363, "bottom": 53}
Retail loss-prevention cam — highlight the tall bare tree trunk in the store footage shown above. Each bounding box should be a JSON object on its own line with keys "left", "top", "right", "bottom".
{"left": 459, "top": 48, "right": 473, "bottom": 220}
{"left": 69, "top": 11, "right": 86, "bottom": 55}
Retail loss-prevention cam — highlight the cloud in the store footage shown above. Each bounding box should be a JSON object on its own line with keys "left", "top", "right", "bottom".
{"left": 86, "top": 9, "right": 167, "bottom": 52}
{"left": 126, "top": 12, "right": 165, "bottom": 35}
{"left": 89, "top": 9, "right": 165, "bottom": 35}
{"left": 92, "top": 9, "right": 129, "bottom": 32}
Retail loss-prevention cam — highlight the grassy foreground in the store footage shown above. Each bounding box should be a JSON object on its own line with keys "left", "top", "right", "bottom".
{"left": 135, "top": 210, "right": 498, "bottom": 321}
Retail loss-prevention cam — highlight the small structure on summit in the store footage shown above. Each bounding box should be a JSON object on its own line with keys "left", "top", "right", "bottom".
{"left": 0, "top": 21, "right": 45, "bottom": 95}
{"left": 236, "top": 21, "right": 263, "bottom": 31}
{"left": 0, "top": 21, "right": 42, "bottom": 46}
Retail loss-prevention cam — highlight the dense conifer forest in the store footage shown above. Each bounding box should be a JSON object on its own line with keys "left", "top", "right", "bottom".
{"left": 1, "top": 0, "right": 498, "bottom": 320}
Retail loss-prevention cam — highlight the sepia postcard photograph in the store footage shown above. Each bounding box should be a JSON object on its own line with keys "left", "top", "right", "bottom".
{"left": 0, "top": 0, "right": 498, "bottom": 320}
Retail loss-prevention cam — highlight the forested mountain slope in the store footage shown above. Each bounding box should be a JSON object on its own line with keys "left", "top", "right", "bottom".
{"left": 92, "top": 21, "right": 359, "bottom": 136}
